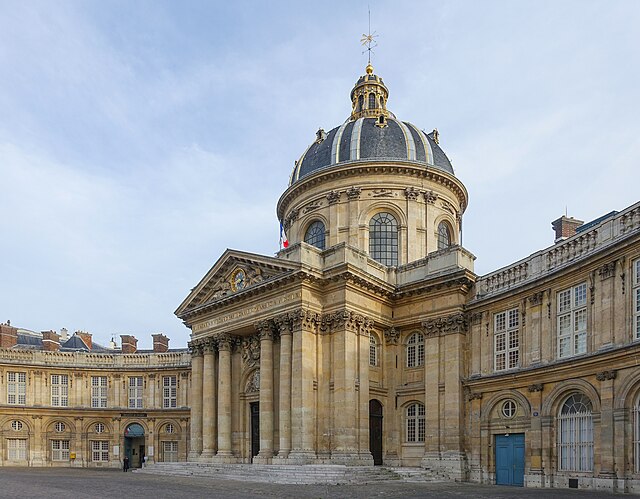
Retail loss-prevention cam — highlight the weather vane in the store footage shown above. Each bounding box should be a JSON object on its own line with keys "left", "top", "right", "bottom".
{"left": 360, "top": 8, "right": 378, "bottom": 64}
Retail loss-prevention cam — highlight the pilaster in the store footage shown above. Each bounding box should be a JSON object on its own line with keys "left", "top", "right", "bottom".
{"left": 187, "top": 341, "right": 203, "bottom": 460}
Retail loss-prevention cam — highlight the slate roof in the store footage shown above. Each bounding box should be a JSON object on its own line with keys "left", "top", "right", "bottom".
{"left": 290, "top": 117, "right": 454, "bottom": 185}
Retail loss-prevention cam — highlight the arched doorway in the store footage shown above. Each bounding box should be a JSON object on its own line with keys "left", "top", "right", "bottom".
{"left": 124, "top": 423, "right": 145, "bottom": 468}
{"left": 250, "top": 402, "right": 260, "bottom": 462}
{"left": 369, "top": 399, "right": 383, "bottom": 465}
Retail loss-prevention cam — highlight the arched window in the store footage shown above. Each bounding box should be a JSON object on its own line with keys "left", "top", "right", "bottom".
{"left": 380, "top": 96, "right": 385, "bottom": 109}
{"left": 406, "top": 402, "right": 425, "bottom": 442}
{"left": 369, "top": 212, "right": 398, "bottom": 266}
{"left": 558, "top": 393, "right": 593, "bottom": 471}
{"left": 406, "top": 332, "right": 424, "bottom": 368}
{"left": 357, "top": 94, "right": 364, "bottom": 112}
{"left": 368, "top": 92, "right": 376, "bottom": 109}
{"left": 369, "top": 333, "right": 378, "bottom": 367}
{"left": 437, "top": 221, "right": 452, "bottom": 250}
{"left": 304, "top": 221, "right": 326, "bottom": 250}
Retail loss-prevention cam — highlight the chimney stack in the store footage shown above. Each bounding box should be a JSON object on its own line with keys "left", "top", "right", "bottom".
{"left": 152, "top": 333, "right": 169, "bottom": 353}
{"left": 552, "top": 215, "right": 584, "bottom": 243}
{"left": 60, "top": 328, "right": 68, "bottom": 341}
{"left": 120, "top": 335, "right": 138, "bottom": 354}
{"left": 42, "top": 330, "right": 61, "bottom": 351}
{"left": 76, "top": 331, "right": 92, "bottom": 350}
{"left": 0, "top": 322, "right": 18, "bottom": 349}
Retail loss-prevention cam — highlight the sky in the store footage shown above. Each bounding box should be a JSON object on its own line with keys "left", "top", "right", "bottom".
{"left": 1, "top": 0, "right": 639, "bottom": 349}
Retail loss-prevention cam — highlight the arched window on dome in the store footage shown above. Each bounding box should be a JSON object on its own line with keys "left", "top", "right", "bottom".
{"left": 368, "top": 92, "right": 376, "bottom": 109}
{"left": 369, "top": 212, "right": 398, "bottom": 266}
{"left": 304, "top": 221, "right": 326, "bottom": 250}
{"left": 437, "top": 221, "right": 453, "bottom": 250}
{"left": 380, "top": 96, "right": 385, "bottom": 109}
{"left": 357, "top": 94, "right": 364, "bottom": 112}
{"left": 558, "top": 393, "right": 593, "bottom": 471}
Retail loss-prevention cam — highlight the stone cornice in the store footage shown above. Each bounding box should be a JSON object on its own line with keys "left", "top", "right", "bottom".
{"left": 277, "top": 160, "right": 469, "bottom": 221}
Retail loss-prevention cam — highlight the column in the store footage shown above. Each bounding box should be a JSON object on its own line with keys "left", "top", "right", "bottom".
{"left": 255, "top": 321, "right": 274, "bottom": 462}
{"left": 188, "top": 342, "right": 203, "bottom": 460}
{"left": 216, "top": 334, "right": 233, "bottom": 458}
{"left": 201, "top": 339, "right": 217, "bottom": 458}
{"left": 289, "top": 309, "right": 317, "bottom": 463}
{"left": 277, "top": 316, "right": 292, "bottom": 459}
{"left": 357, "top": 319, "right": 373, "bottom": 463}
{"left": 527, "top": 384, "right": 544, "bottom": 487}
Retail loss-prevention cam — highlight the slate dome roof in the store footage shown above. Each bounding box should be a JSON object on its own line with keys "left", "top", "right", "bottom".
{"left": 289, "top": 65, "right": 454, "bottom": 185}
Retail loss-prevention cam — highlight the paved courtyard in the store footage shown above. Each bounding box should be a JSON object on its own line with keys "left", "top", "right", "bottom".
{"left": 0, "top": 467, "right": 626, "bottom": 499}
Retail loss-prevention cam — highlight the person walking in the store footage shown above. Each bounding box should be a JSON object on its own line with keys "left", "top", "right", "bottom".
{"left": 123, "top": 455, "right": 129, "bottom": 472}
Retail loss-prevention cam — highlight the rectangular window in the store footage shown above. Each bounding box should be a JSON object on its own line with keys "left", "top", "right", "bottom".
{"left": 162, "top": 441, "right": 178, "bottom": 462}
{"left": 163, "top": 376, "right": 177, "bottom": 408}
{"left": 128, "top": 377, "right": 144, "bottom": 409}
{"left": 7, "top": 372, "right": 26, "bottom": 405}
{"left": 91, "top": 376, "right": 108, "bottom": 408}
{"left": 557, "top": 283, "right": 588, "bottom": 358}
{"left": 51, "top": 439, "right": 70, "bottom": 461}
{"left": 494, "top": 308, "right": 519, "bottom": 371}
{"left": 634, "top": 259, "right": 640, "bottom": 340}
{"left": 91, "top": 440, "right": 109, "bottom": 462}
{"left": 7, "top": 438, "right": 27, "bottom": 460}
{"left": 51, "top": 374, "right": 69, "bottom": 407}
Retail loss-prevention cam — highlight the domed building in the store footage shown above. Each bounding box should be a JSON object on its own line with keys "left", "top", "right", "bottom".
{"left": 177, "top": 63, "right": 640, "bottom": 493}
{"left": 177, "top": 63, "right": 475, "bottom": 475}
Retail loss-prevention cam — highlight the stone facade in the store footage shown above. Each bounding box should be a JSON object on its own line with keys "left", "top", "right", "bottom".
{"left": 176, "top": 63, "right": 640, "bottom": 493}
{"left": 0, "top": 330, "right": 191, "bottom": 468}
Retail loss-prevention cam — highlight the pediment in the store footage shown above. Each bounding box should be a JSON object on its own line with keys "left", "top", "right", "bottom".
{"left": 175, "top": 249, "right": 300, "bottom": 317}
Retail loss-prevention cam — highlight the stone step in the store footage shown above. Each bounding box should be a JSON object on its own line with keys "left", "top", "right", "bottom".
{"left": 136, "top": 462, "right": 441, "bottom": 484}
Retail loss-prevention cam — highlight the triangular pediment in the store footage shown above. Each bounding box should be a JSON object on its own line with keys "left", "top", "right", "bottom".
{"left": 175, "top": 249, "right": 300, "bottom": 317}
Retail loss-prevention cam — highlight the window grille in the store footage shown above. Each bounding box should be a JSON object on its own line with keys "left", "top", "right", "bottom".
{"left": 7, "top": 372, "right": 26, "bottom": 405}
{"left": 51, "top": 374, "right": 68, "bottom": 407}
{"left": 95, "top": 423, "right": 105, "bottom": 433}
{"left": 91, "top": 440, "right": 109, "bottom": 462}
{"left": 368, "top": 92, "right": 376, "bottom": 109}
{"left": 369, "top": 333, "right": 378, "bottom": 366}
{"left": 51, "top": 440, "right": 69, "bottom": 461}
{"left": 558, "top": 393, "right": 593, "bottom": 471}
{"left": 369, "top": 212, "right": 398, "bottom": 266}
{"left": 163, "top": 376, "right": 177, "bottom": 408}
{"left": 406, "top": 332, "right": 425, "bottom": 368}
{"left": 128, "top": 377, "right": 144, "bottom": 409}
{"left": 91, "top": 376, "right": 108, "bottom": 408}
{"left": 437, "top": 221, "right": 452, "bottom": 250}
{"left": 7, "top": 439, "right": 27, "bottom": 460}
{"left": 406, "top": 403, "right": 426, "bottom": 442}
{"left": 304, "top": 221, "right": 326, "bottom": 250}
{"left": 163, "top": 441, "right": 178, "bottom": 462}
{"left": 494, "top": 308, "right": 519, "bottom": 371}
{"left": 557, "top": 283, "right": 588, "bottom": 358}
{"left": 54, "top": 422, "right": 65, "bottom": 432}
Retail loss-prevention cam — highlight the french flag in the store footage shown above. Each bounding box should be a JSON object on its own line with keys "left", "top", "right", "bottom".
{"left": 279, "top": 221, "right": 289, "bottom": 249}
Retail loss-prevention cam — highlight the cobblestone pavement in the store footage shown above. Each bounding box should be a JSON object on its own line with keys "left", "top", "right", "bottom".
{"left": 0, "top": 467, "right": 624, "bottom": 499}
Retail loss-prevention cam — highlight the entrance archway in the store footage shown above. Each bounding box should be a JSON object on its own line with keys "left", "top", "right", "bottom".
{"left": 369, "top": 399, "right": 383, "bottom": 465}
{"left": 124, "top": 423, "right": 145, "bottom": 468}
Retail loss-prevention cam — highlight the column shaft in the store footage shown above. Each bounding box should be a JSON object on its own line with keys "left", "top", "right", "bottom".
{"left": 279, "top": 331, "right": 292, "bottom": 457}
{"left": 201, "top": 343, "right": 216, "bottom": 458}
{"left": 188, "top": 346, "right": 204, "bottom": 459}
{"left": 217, "top": 338, "right": 233, "bottom": 456}
{"left": 257, "top": 327, "right": 274, "bottom": 459}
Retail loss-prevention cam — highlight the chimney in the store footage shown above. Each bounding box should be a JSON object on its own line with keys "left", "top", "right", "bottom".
{"left": 76, "top": 331, "right": 92, "bottom": 350}
{"left": 552, "top": 215, "right": 584, "bottom": 243}
{"left": 42, "top": 330, "right": 61, "bottom": 351}
{"left": 60, "top": 328, "right": 68, "bottom": 341}
{"left": 152, "top": 333, "right": 169, "bottom": 353}
{"left": 0, "top": 323, "right": 18, "bottom": 349}
{"left": 120, "top": 334, "right": 138, "bottom": 354}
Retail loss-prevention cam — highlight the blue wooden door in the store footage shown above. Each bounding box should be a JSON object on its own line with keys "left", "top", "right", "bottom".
{"left": 495, "top": 433, "right": 525, "bottom": 486}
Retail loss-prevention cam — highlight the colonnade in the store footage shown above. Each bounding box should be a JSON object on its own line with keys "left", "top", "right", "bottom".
{"left": 186, "top": 308, "right": 374, "bottom": 464}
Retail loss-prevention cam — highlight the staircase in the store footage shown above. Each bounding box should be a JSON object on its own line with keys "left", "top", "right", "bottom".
{"left": 136, "top": 462, "right": 443, "bottom": 485}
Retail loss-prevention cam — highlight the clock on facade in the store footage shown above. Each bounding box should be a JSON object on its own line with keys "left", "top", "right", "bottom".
{"left": 230, "top": 268, "right": 246, "bottom": 292}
